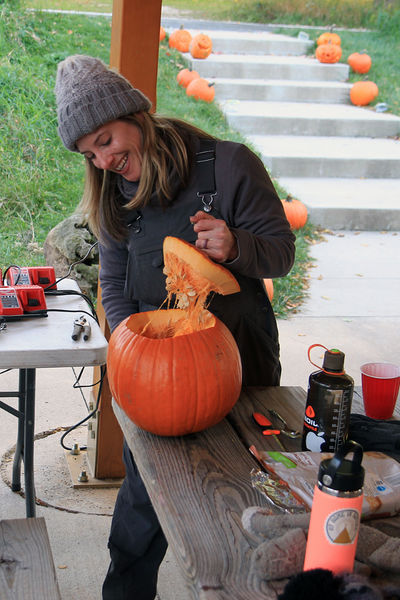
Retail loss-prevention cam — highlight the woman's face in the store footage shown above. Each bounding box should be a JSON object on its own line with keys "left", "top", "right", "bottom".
{"left": 76, "top": 118, "right": 142, "bottom": 181}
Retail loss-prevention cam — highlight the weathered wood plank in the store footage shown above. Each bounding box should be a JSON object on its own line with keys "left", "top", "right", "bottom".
{"left": 0, "top": 518, "right": 61, "bottom": 600}
{"left": 113, "top": 399, "right": 282, "bottom": 600}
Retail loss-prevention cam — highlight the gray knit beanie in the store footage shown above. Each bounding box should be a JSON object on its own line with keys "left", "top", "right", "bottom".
{"left": 55, "top": 54, "right": 152, "bottom": 152}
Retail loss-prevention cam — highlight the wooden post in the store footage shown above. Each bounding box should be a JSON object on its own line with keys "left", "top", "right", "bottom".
{"left": 90, "top": 0, "right": 162, "bottom": 479}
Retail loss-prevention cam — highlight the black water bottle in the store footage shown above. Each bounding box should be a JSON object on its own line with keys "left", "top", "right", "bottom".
{"left": 302, "top": 345, "right": 354, "bottom": 453}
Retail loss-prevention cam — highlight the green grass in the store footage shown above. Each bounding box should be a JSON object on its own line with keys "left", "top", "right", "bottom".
{"left": 1, "top": 1, "right": 320, "bottom": 317}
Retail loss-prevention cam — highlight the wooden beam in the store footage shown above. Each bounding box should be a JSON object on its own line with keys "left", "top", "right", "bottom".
{"left": 110, "top": 0, "right": 163, "bottom": 107}
{"left": 91, "top": 0, "right": 162, "bottom": 478}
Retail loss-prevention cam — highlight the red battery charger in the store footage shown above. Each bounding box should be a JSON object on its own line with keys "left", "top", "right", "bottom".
{"left": 0, "top": 285, "right": 47, "bottom": 318}
{"left": 5, "top": 266, "right": 57, "bottom": 290}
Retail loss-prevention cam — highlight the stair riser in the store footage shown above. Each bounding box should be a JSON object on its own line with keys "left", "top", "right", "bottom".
{"left": 262, "top": 156, "right": 400, "bottom": 179}
{"left": 189, "top": 59, "right": 349, "bottom": 82}
{"left": 215, "top": 82, "right": 351, "bottom": 103}
{"left": 210, "top": 39, "right": 314, "bottom": 55}
{"left": 225, "top": 114, "right": 400, "bottom": 138}
{"left": 307, "top": 208, "right": 400, "bottom": 231}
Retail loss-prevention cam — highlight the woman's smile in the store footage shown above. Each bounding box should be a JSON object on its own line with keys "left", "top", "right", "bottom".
{"left": 76, "top": 119, "right": 143, "bottom": 182}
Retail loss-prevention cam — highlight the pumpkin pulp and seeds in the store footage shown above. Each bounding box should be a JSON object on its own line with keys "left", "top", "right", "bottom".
{"left": 138, "top": 237, "right": 240, "bottom": 340}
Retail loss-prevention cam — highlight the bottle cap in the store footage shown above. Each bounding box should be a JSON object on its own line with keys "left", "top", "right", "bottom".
{"left": 323, "top": 348, "right": 345, "bottom": 373}
{"left": 318, "top": 440, "right": 365, "bottom": 492}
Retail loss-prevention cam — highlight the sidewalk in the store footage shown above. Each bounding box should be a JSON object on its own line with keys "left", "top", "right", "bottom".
{"left": 1, "top": 230, "right": 399, "bottom": 599}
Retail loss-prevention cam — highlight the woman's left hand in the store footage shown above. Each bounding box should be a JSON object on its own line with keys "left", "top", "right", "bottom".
{"left": 190, "top": 211, "right": 238, "bottom": 263}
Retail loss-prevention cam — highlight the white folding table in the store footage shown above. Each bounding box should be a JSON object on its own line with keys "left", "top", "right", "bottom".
{"left": 0, "top": 279, "right": 108, "bottom": 517}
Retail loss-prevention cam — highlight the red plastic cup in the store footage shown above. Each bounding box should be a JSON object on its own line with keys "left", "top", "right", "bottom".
{"left": 360, "top": 363, "right": 400, "bottom": 419}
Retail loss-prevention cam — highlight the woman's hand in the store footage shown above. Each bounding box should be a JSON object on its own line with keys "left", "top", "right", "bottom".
{"left": 190, "top": 211, "right": 238, "bottom": 263}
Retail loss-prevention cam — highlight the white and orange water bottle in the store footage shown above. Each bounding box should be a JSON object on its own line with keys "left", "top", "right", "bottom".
{"left": 303, "top": 440, "right": 365, "bottom": 574}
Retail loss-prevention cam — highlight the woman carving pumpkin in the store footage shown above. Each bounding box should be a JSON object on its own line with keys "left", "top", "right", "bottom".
{"left": 55, "top": 54, "right": 295, "bottom": 600}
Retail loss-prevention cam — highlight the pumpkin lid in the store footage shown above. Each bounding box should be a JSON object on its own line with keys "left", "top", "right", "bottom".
{"left": 163, "top": 236, "right": 240, "bottom": 296}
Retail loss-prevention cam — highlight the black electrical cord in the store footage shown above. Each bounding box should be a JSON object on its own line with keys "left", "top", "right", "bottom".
{"left": 2, "top": 265, "right": 21, "bottom": 285}
{"left": 60, "top": 364, "right": 106, "bottom": 451}
{"left": 43, "top": 240, "right": 99, "bottom": 292}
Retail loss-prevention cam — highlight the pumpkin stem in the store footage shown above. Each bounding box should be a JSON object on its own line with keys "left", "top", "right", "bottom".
{"left": 208, "top": 82, "right": 215, "bottom": 88}
{"left": 329, "top": 24, "right": 336, "bottom": 31}
{"left": 285, "top": 194, "right": 294, "bottom": 202}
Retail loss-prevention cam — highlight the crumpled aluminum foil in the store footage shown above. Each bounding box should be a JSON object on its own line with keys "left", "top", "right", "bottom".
{"left": 251, "top": 468, "right": 308, "bottom": 514}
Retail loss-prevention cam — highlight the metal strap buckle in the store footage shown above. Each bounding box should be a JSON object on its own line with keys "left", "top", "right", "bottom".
{"left": 197, "top": 191, "right": 217, "bottom": 213}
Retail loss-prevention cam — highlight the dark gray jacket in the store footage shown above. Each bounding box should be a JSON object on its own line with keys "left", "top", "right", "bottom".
{"left": 99, "top": 137, "right": 296, "bottom": 385}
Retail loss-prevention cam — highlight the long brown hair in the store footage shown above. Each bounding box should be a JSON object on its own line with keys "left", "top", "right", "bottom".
{"left": 78, "top": 112, "right": 215, "bottom": 242}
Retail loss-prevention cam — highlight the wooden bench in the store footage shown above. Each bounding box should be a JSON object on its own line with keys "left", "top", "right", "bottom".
{"left": 0, "top": 517, "right": 61, "bottom": 600}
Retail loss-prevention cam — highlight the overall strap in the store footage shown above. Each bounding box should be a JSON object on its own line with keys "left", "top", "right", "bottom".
{"left": 196, "top": 139, "right": 217, "bottom": 212}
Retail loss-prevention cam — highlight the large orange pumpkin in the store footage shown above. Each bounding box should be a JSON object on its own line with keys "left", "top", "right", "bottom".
{"left": 316, "top": 42, "right": 342, "bottom": 64}
{"left": 189, "top": 33, "right": 212, "bottom": 59}
{"left": 169, "top": 27, "right": 192, "bottom": 53}
{"left": 347, "top": 52, "right": 372, "bottom": 74}
{"left": 350, "top": 80, "right": 378, "bottom": 106}
{"left": 281, "top": 195, "right": 308, "bottom": 230}
{"left": 107, "top": 237, "right": 242, "bottom": 437}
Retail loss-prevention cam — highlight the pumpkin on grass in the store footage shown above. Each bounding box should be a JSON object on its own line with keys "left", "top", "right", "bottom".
{"left": 347, "top": 51, "right": 372, "bottom": 74}
{"left": 281, "top": 195, "right": 308, "bottom": 230}
{"left": 107, "top": 237, "right": 242, "bottom": 437}
{"left": 263, "top": 279, "right": 274, "bottom": 302}
{"left": 350, "top": 80, "right": 378, "bottom": 106}
{"left": 169, "top": 26, "right": 192, "bottom": 53}
{"left": 159, "top": 26, "right": 166, "bottom": 42}
{"left": 189, "top": 33, "right": 212, "bottom": 59}
{"left": 176, "top": 67, "right": 200, "bottom": 88}
{"left": 186, "top": 78, "right": 215, "bottom": 102}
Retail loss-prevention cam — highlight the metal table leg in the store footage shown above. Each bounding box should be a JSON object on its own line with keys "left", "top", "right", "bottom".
{"left": 9, "top": 368, "right": 37, "bottom": 517}
{"left": 11, "top": 369, "right": 26, "bottom": 492}
{"left": 24, "top": 369, "right": 37, "bottom": 518}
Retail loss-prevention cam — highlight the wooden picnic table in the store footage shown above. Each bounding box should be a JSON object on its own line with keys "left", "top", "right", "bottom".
{"left": 113, "top": 385, "right": 400, "bottom": 600}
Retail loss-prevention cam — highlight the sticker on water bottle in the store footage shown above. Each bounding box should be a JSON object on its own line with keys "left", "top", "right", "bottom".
{"left": 324, "top": 509, "right": 360, "bottom": 544}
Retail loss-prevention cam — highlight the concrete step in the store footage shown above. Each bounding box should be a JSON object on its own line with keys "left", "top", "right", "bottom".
{"left": 213, "top": 78, "right": 352, "bottom": 104}
{"left": 185, "top": 53, "right": 349, "bottom": 82}
{"left": 171, "top": 28, "right": 315, "bottom": 56}
{"left": 247, "top": 134, "right": 400, "bottom": 178}
{"left": 276, "top": 177, "right": 400, "bottom": 230}
{"left": 219, "top": 100, "right": 400, "bottom": 137}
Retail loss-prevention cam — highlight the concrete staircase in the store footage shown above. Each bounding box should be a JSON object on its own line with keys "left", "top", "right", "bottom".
{"left": 166, "top": 23, "right": 400, "bottom": 230}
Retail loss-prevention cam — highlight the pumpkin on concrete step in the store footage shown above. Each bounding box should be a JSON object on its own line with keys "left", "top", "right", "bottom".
{"left": 281, "top": 195, "right": 308, "bottom": 230}
{"left": 177, "top": 67, "right": 200, "bottom": 88}
{"left": 107, "top": 237, "right": 242, "bottom": 437}
{"left": 316, "top": 42, "right": 342, "bottom": 64}
{"left": 189, "top": 33, "right": 212, "bottom": 59}
{"left": 317, "top": 26, "right": 341, "bottom": 46}
{"left": 186, "top": 78, "right": 215, "bottom": 102}
{"left": 350, "top": 80, "right": 378, "bottom": 106}
{"left": 169, "top": 26, "right": 192, "bottom": 53}
{"left": 347, "top": 51, "right": 372, "bottom": 74}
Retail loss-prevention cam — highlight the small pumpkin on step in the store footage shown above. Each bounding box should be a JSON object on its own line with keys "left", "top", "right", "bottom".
{"left": 316, "top": 41, "right": 342, "bottom": 64}
{"left": 189, "top": 33, "right": 213, "bottom": 59}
